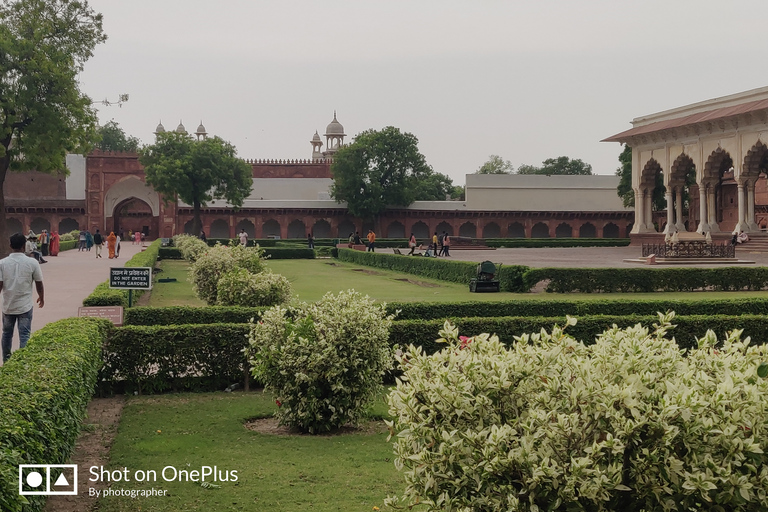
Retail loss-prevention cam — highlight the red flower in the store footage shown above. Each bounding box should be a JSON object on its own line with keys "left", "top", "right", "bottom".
{"left": 275, "top": 400, "right": 282, "bottom": 407}
{"left": 459, "top": 336, "right": 472, "bottom": 350}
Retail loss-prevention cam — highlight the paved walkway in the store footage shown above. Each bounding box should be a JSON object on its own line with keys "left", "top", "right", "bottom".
{"left": 0, "top": 242, "right": 147, "bottom": 365}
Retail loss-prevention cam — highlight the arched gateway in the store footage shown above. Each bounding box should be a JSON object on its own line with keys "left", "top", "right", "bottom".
{"left": 604, "top": 86, "right": 768, "bottom": 240}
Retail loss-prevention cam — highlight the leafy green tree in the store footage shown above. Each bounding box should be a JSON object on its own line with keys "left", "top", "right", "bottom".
{"left": 95, "top": 120, "right": 140, "bottom": 152}
{"left": 414, "top": 171, "right": 456, "bottom": 201}
{"left": 476, "top": 154, "right": 513, "bottom": 174}
{"left": 616, "top": 144, "right": 633, "bottom": 207}
{"left": 518, "top": 156, "right": 593, "bottom": 175}
{"left": 0, "top": 0, "right": 106, "bottom": 256}
{"left": 330, "top": 126, "right": 433, "bottom": 229}
{"left": 140, "top": 132, "right": 252, "bottom": 236}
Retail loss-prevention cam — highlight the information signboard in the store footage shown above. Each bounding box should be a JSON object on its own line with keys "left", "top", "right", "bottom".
{"left": 77, "top": 306, "right": 124, "bottom": 326}
{"left": 109, "top": 267, "right": 152, "bottom": 290}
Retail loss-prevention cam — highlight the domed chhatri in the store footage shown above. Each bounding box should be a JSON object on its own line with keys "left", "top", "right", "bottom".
{"left": 154, "top": 121, "right": 165, "bottom": 134}
{"left": 195, "top": 121, "right": 208, "bottom": 140}
{"left": 322, "top": 111, "right": 345, "bottom": 158}
{"left": 175, "top": 120, "right": 187, "bottom": 134}
{"left": 324, "top": 111, "right": 345, "bottom": 137}
{"left": 310, "top": 130, "right": 324, "bottom": 161}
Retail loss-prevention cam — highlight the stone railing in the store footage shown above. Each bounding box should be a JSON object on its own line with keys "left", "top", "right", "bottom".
{"left": 642, "top": 241, "right": 735, "bottom": 258}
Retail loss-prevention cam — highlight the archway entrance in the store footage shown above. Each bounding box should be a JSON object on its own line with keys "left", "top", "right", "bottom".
{"left": 110, "top": 197, "right": 157, "bottom": 237}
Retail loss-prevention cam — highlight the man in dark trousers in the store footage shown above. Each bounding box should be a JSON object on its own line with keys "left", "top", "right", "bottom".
{"left": 0, "top": 233, "right": 44, "bottom": 363}
{"left": 93, "top": 229, "right": 104, "bottom": 258}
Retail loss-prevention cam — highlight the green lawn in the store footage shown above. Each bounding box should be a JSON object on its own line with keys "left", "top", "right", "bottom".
{"left": 98, "top": 391, "right": 410, "bottom": 512}
{"left": 148, "top": 259, "right": 768, "bottom": 306}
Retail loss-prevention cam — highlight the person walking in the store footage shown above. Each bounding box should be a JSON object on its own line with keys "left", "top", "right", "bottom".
{"left": 93, "top": 230, "right": 103, "bottom": 258}
{"left": 0, "top": 233, "right": 44, "bottom": 363}
{"left": 115, "top": 232, "right": 123, "bottom": 258}
{"left": 78, "top": 230, "right": 86, "bottom": 251}
{"left": 107, "top": 231, "right": 117, "bottom": 259}
{"left": 39, "top": 230, "right": 49, "bottom": 257}
{"left": 432, "top": 232, "right": 438, "bottom": 256}
{"left": 85, "top": 230, "right": 94, "bottom": 252}
{"left": 307, "top": 233, "right": 315, "bottom": 249}
{"left": 367, "top": 229, "right": 376, "bottom": 252}
{"left": 407, "top": 233, "right": 417, "bottom": 255}
{"left": 239, "top": 229, "right": 248, "bottom": 247}
{"left": 441, "top": 232, "right": 451, "bottom": 257}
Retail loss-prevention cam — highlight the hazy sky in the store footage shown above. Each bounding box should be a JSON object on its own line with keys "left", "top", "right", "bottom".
{"left": 80, "top": 0, "right": 768, "bottom": 184}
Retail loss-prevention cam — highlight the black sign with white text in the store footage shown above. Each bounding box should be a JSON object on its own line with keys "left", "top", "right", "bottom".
{"left": 109, "top": 267, "right": 152, "bottom": 290}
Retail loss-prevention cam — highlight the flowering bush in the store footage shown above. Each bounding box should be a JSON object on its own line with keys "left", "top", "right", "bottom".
{"left": 386, "top": 313, "right": 768, "bottom": 512}
{"left": 189, "top": 243, "right": 266, "bottom": 305}
{"left": 173, "top": 234, "right": 208, "bottom": 261}
{"left": 216, "top": 268, "right": 291, "bottom": 307}
{"left": 248, "top": 290, "right": 395, "bottom": 433}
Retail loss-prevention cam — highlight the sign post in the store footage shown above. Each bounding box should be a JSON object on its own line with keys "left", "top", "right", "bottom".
{"left": 109, "top": 267, "right": 152, "bottom": 307}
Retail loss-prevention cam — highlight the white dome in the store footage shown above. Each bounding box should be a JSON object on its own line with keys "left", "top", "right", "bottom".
{"left": 155, "top": 121, "right": 165, "bottom": 133}
{"left": 196, "top": 121, "right": 207, "bottom": 135}
{"left": 325, "top": 112, "right": 345, "bottom": 136}
{"left": 176, "top": 121, "right": 186, "bottom": 133}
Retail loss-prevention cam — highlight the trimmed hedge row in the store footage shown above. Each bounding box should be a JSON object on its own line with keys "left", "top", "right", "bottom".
{"left": 524, "top": 267, "right": 768, "bottom": 293}
{"left": 59, "top": 239, "right": 78, "bottom": 252}
{"left": 102, "top": 314, "right": 766, "bottom": 393}
{"left": 158, "top": 246, "right": 316, "bottom": 260}
{"left": 82, "top": 239, "right": 162, "bottom": 307}
{"left": 100, "top": 323, "right": 250, "bottom": 394}
{"left": 482, "top": 238, "right": 631, "bottom": 248}
{"left": 124, "top": 297, "right": 768, "bottom": 326}
{"left": 336, "top": 248, "right": 529, "bottom": 292}
{"left": 0, "top": 317, "right": 111, "bottom": 512}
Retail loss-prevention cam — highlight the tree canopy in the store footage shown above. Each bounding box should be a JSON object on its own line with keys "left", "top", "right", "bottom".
{"left": 476, "top": 155, "right": 513, "bottom": 174}
{"left": 95, "top": 120, "right": 141, "bottom": 152}
{"left": 616, "top": 144, "right": 633, "bottom": 207}
{"left": 139, "top": 132, "right": 253, "bottom": 236}
{"left": 330, "top": 126, "right": 436, "bottom": 225}
{"left": 517, "top": 156, "right": 593, "bottom": 175}
{"left": 0, "top": 0, "right": 106, "bottom": 254}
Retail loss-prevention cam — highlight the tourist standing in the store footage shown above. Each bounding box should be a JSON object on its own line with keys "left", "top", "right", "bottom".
{"left": 354, "top": 232, "right": 361, "bottom": 245}
{"left": 441, "top": 233, "right": 451, "bottom": 257}
{"left": 49, "top": 231, "right": 60, "bottom": 256}
{"left": 367, "top": 229, "right": 376, "bottom": 252}
{"left": 85, "top": 230, "right": 94, "bottom": 251}
{"left": 78, "top": 230, "right": 86, "bottom": 251}
{"left": 0, "top": 233, "right": 44, "bottom": 363}
{"left": 307, "top": 233, "right": 314, "bottom": 249}
{"left": 116, "top": 232, "right": 123, "bottom": 258}
{"left": 39, "top": 230, "right": 49, "bottom": 256}
{"left": 239, "top": 229, "right": 248, "bottom": 247}
{"left": 93, "top": 230, "right": 103, "bottom": 258}
{"left": 199, "top": 230, "right": 207, "bottom": 242}
{"left": 432, "top": 232, "right": 438, "bottom": 256}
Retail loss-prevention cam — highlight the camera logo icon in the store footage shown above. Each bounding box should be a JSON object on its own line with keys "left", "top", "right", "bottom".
{"left": 19, "top": 465, "right": 78, "bottom": 495}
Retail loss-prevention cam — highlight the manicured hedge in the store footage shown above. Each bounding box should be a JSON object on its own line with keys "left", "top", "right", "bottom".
{"left": 100, "top": 323, "right": 251, "bottom": 394}
{"left": 124, "top": 306, "right": 266, "bottom": 326}
{"left": 0, "top": 317, "right": 111, "bottom": 512}
{"left": 482, "top": 238, "right": 631, "bottom": 248}
{"left": 263, "top": 248, "right": 316, "bottom": 259}
{"left": 82, "top": 239, "right": 162, "bottom": 307}
{"left": 336, "top": 248, "right": 529, "bottom": 292}
{"left": 102, "top": 314, "right": 767, "bottom": 393}
{"left": 158, "top": 247, "right": 182, "bottom": 259}
{"left": 523, "top": 267, "right": 768, "bottom": 293}
{"left": 124, "top": 297, "right": 768, "bottom": 326}
{"left": 59, "top": 239, "right": 78, "bottom": 251}
{"left": 389, "top": 297, "right": 768, "bottom": 320}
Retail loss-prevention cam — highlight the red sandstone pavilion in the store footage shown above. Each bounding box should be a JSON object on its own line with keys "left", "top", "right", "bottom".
{"left": 10, "top": 113, "right": 638, "bottom": 240}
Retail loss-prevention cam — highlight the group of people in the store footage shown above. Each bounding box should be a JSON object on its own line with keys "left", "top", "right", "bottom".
{"left": 732, "top": 231, "right": 750, "bottom": 245}
{"left": 77, "top": 229, "right": 123, "bottom": 258}
{"left": 409, "top": 231, "right": 451, "bottom": 257}
{"left": 24, "top": 231, "right": 53, "bottom": 264}
{"left": 348, "top": 230, "right": 377, "bottom": 252}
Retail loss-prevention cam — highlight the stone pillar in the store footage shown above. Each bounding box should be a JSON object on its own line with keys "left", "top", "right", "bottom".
{"left": 674, "top": 187, "right": 685, "bottom": 232}
{"left": 663, "top": 189, "right": 675, "bottom": 234}
{"left": 697, "top": 184, "right": 709, "bottom": 233}
{"left": 631, "top": 189, "right": 645, "bottom": 233}
{"left": 735, "top": 181, "right": 747, "bottom": 233}
{"left": 747, "top": 181, "right": 759, "bottom": 231}
{"left": 644, "top": 190, "right": 654, "bottom": 231}
{"left": 707, "top": 186, "right": 720, "bottom": 232}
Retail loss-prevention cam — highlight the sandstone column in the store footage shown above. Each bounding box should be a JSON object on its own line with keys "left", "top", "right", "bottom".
{"left": 697, "top": 184, "right": 709, "bottom": 233}
{"left": 674, "top": 187, "right": 686, "bottom": 231}
{"left": 735, "top": 181, "right": 747, "bottom": 233}
{"left": 664, "top": 188, "right": 675, "bottom": 234}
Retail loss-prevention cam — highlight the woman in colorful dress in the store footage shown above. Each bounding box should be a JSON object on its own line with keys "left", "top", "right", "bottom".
{"left": 107, "top": 231, "right": 117, "bottom": 259}
{"left": 49, "top": 231, "right": 60, "bottom": 256}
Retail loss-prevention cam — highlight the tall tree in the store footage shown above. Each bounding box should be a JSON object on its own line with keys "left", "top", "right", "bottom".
{"left": 414, "top": 171, "right": 456, "bottom": 201}
{"left": 476, "top": 154, "right": 514, "bottom": 174}
{"left": 517, "top": 156, "right": 593, "bottom": 175}
{"left": 330, "top": 126, "right": 433, "bottom": 230}
{"left": 0, "top": 0, "right": 106, "bottom": 256}
{"left": 139, "top": 132, "right": 253, "bottom": 236}
{"left": 616, "top": 144, "right": 633, "bottom": 207}
{"left": 95, "top": 120, "right": 140, "bottom": 152}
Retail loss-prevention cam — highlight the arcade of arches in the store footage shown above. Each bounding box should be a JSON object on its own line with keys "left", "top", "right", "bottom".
{"left": 605, "top": 86, "right": 768, "bottom": 239}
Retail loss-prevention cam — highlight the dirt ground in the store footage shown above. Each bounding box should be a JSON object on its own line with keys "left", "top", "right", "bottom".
{"left": 244, "top": 417, "right": 389, "bottom": 437}
{"left": 44, "top": 397, "right": 125, "bottom": 512}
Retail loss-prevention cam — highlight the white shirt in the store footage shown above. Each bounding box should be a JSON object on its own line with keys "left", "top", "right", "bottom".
{"left": 0, "top": 252, "right": 43, "bottom": 315}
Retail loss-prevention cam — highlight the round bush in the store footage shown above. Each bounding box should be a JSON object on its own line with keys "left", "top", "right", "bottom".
{"left": 60, "top": 233, "right": 74, "bottom": 241}
{"left": 248, "top": 290, "right": 394, "bottom": 433}
{"left": 189, "top": 244, "right": 267, "bottom": 305}
{"left": 173, "top": 234, "right": 208, "bottom": 261}
{"left": 387, "top": 314, "right": 768, "bottom": 511}
{"left": 216, "top": 268, "right": 291, "bottom": 307}
{"left": 229, "top": 243, "right": 265, "bottom": 274}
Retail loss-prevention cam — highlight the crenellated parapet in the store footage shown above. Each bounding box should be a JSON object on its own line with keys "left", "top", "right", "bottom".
{"left": 245, "top": 158, "right": 332, "bottom": 165}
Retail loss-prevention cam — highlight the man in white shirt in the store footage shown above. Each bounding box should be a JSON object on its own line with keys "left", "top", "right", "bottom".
{"left": 239, "top": 229, "right": 248, "bottom": 246}
{"left": 0, "top": 233, "right": 44, "bottom": 363}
